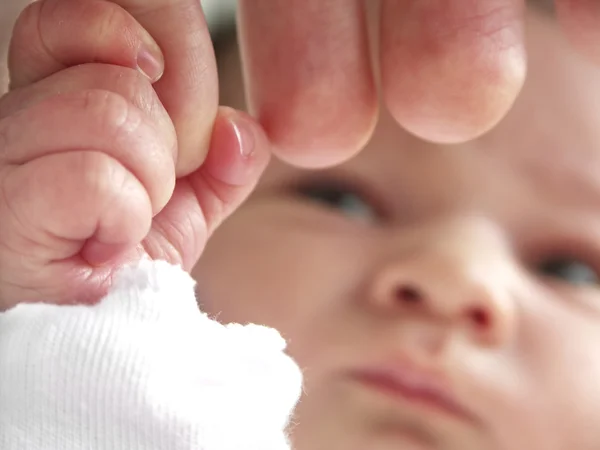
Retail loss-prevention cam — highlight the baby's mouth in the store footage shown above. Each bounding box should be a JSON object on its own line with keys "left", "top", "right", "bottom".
{"left": 346, "top": 357, "right": 478, "bottom": 426}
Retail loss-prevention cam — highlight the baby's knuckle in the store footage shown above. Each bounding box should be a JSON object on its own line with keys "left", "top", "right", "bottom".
{"left": 72, "top": 151, "right": 130, "bottom": 203}
{"left": 77, "top": 89, "right": 145, "bottom": 142}
{"left": 99, "top": 66, "right": 158, "bottom": 115}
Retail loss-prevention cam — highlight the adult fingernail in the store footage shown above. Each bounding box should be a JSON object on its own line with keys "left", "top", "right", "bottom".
{"left": 137, "top": 32, "right": 165, "bottom": 82}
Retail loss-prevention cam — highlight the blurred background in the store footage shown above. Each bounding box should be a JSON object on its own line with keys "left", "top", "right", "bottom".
{"left": 202, "top": 0, "right": 237, "bottom": 34}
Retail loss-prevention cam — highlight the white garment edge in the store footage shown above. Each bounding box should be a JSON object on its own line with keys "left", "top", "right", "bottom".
{"left": 0, "top": 259, "right": 303, "bottom": 450}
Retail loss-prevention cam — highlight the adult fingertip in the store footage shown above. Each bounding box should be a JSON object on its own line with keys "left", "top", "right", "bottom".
{"left": 264, "top": 100, "right": 379, "bottom": 169}
{"left": 387, "top": 56, "right": 525, "bottom": 144}
{"left": 238, "top": 0, "right": 377, "bottom": 169}
{"left": 380, "top": 0, "right": 527, "bottom": 144}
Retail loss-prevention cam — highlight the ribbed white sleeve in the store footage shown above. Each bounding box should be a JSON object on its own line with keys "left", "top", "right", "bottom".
{"left": 0, "top": 260, "right": 302, "bottom": 449}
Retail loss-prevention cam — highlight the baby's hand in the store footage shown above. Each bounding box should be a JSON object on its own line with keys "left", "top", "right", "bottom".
{"left": 0, "top": 0, "right": 269, "bottom": 309}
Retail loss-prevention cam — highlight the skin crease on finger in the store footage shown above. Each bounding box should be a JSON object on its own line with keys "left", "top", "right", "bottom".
{"left": 193, "top": 6, "right": 600, "bottom": 450}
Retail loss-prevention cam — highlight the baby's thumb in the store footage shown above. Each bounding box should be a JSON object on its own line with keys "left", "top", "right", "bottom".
{"left": 143, "top": 107, "right": 271, "bottom": 271}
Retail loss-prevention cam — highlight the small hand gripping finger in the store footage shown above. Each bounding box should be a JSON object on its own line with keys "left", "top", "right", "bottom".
{"left": 0, "top": 67, "right": 176, "bottom": 306}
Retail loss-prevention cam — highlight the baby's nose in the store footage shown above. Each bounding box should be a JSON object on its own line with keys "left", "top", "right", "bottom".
{"left": 369, "top": 216, "right": 518, "bottom": 348}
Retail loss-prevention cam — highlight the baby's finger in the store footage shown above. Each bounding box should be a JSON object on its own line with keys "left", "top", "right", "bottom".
{"left": 237, "top": 0, "right": 377, "bottom": 168}
{"left": 143, "top": 107, "right": 270, "bottom": 271}
{"left": 379, "top": 0, "right": 527, "bottom": 143}
{"left": 555, "top": 0, "right": 600, "bottom": 62}
{"left": 0, "top": 151, "right": 152, "bottom": 305}
{"left": 0, "top": 65, "right": 176, "bottom": 214}
{"left": 8, "top": 0, "right": 164, "bottom": 90}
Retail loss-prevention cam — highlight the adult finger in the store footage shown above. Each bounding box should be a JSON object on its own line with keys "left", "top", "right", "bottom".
{"left": 237, "top": 0, "right": 377, "bottom": 168}
{"left": 108, "top": 0, "right": 219, "bottom": 176}
{"left": 379, "top": 0, "right": 527, "bottom": 144}
{"left": 8, "top": 0, "right": 165, "bottom": 90}
{"left": 555, "top": 0, "right": 600, "bottom": 62}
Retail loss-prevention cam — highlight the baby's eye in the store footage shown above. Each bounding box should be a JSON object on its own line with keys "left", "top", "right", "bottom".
{"left": 536, "top": 257, "right": 600, "bottom": 286}
{"left": 295, "top": 181, "right": 379, "bottom": 224}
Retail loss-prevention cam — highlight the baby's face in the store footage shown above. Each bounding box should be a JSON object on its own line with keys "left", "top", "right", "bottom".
{"left": 194, "top": 9, "right": 600, "bottom": 450}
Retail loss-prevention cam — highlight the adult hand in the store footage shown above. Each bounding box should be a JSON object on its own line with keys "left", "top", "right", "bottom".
{"left": 238, "top": 0, "right": 599, "bottom": 168}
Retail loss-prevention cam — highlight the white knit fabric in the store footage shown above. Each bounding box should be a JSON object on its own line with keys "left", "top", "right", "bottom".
{"left": 0, "top": 260, "right": 302, "bottom": 449}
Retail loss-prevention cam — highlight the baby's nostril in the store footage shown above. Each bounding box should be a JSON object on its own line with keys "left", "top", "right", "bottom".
{"left": 469, "top": 307, "right": 490, "bottom": 328}
{"left": 395, "top": 285, "right": 422, "bottom": 303}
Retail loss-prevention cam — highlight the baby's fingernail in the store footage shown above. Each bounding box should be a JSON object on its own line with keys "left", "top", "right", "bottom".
{"left": 201, "top": 108, "right": 267, "bottom": 187}
{"left": 137, "top": 32, "right": 164, "bottom": 82}
{"left": 230, "top": 112, "right": 256, "bottom": 158}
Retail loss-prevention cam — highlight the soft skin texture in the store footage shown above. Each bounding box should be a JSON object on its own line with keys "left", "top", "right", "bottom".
{"left": 0, "top": 0, "right": 270, "bottom": 308}
{"left": 194, "top": 10, "right": 600, "bottom": 450}
{"left": 236, "top": 0, "right": 593, "bottom": 167}
{"left": 2, "top": 0, "right": 218, "bottom": 177}
{"left": 0, "top": 0, "right": 599, "bottom": 169}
